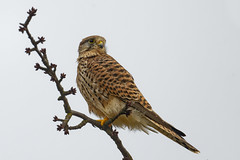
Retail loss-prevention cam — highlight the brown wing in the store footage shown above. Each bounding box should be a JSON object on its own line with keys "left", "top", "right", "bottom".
{"left": 83, "top": 54, "right": 199, "bottom": 153}
{"left": 86, "top": 54, "right": 141, "bottom": 103}
{"left": 86, "top": 54, "right": 184, "bottom": 134}
{"left": 86, "top": 54, "right": 181, "bottom": 131}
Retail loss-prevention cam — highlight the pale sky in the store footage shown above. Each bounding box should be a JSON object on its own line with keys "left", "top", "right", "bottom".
{"left": 1, "top": 0, "right": 240, "bottom": 160}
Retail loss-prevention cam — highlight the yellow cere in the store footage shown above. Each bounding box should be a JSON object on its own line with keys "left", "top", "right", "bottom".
{"left": 98, "top": 40, "right": 103, "bottom": 45}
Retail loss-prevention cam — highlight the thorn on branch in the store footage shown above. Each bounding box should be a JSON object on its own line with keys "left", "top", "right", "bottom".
{"left": 27, "top": 7, "right": 37, "bottom": 16}
{"left": 40, "top": 48, "right": 47, "bottom": 59}
{"left": 50, "top": 63, "right": 57, "bottom": 72}
{"left": 55, "top": 113, "right": 72, "bottom": 135}
{"left": 25, "top": 48, "right": 32, "bottom": 55}
{"left": 50, "top": 63, "right": 57, "bottom": 69}
{"left": 59, "top": 73, "right": 66, "bottom": 83}
{"left": 18, "top": 26, "right": 25, "bottom": 33}
{"left": 25, "top": 48, "right": 36, "bottom": 55}
{"left": 57, "top": 123, "right": 70, "bottom": 135}
{"left": 53, "top": 116, "right": 58, "bottom": 122}
{"left": 53, "top": 115, "right": 65, "bottom": 122}
{"left": 64, "top": 129, "right": 69, "bottom": 135}
{"left": 40, "top": 48, "right": 46, "bottom": 54}
{"left": 34, "top": 63, "right": 47, "bottom": 72}
{"left": 113, "top": 129, "right": 119, "bottom": 136}
{"left": 57, "top": 124, "right": 63, "bottom": 131}
{"left": 53, "top": 115, "right": 64, "bottom": 122}
{"left": 59, "top": 87, "right": 77, "bottom": 99}
{"left": 70, "top": 87, "right": 77, "bottom": 95}
{"left": 50, "top": 76, "right": 56, "bottom": 82}
{"left": 34, "top": 63, "right": 40, "bottom": 71}
{"left": 60, "top": 73, "right": 66, "bottom": 79}
{"left": 37, "top": 36, "right": 46, "bottom": 44}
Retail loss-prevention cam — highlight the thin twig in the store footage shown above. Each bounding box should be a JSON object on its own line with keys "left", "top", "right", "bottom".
{"left": 19, "top": 7, "right": 133, "bottom": 160}
{"left": 71, "top": 110, "right": 133, "bottom": 160}
{"left": 68, "top": 120, "right": 88, "bottom": 130}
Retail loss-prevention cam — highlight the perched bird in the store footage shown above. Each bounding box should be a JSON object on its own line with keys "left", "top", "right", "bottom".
{"left": 76, "top": 35, "right": 199, "bottom": 153}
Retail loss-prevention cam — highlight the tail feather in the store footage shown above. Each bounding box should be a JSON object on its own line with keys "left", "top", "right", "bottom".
{"left": 131, "top": 102, "right": 199, "bottom": 153}
{"left": 146, "top": 117, "right": 200, "bottom": 154}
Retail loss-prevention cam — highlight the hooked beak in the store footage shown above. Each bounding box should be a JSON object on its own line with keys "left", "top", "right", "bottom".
{"left": 98, "top": 40, "right": 104, "bottom": 48}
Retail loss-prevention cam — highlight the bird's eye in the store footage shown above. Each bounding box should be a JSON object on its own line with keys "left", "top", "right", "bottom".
{"left": 89, "top": 39, "right": 95, "bottom": 44}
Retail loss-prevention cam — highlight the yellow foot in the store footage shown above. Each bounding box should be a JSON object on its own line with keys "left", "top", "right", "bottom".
{"left": 97, "top": 117, "right": 109, "bottom": 126}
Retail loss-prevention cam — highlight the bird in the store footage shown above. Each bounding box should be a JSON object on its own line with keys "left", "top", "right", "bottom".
{"left": 76, "top": 35, "right": 200, "bottom": 153}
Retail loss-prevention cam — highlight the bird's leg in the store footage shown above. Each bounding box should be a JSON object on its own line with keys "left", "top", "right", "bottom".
{"left": 124, "top": 101, "right": 134, "bottom": 117}
{"left": 97, "top": 117, "right": 109, "bottom": 126}
{"left": 97, "top": 102, "right": 135, "bottom": 127}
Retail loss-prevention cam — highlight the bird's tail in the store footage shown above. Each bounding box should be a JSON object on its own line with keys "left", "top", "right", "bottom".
{"left": 146, "top": 117, "right": 200, "bottom": 154}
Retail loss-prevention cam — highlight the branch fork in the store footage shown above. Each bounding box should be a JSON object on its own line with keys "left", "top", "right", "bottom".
{"left": 19, "top": 7, "right": 133, "bottom": 160}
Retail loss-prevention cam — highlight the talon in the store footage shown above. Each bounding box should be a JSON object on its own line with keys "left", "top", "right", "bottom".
{"left": 125, "top": 109, "right": 132, "bottom": 117}
{"left": 126, "top": 101, "right": 134, "bottom": 107}
{"left": 97, "top": 117, "right": 109, "bottom": 126}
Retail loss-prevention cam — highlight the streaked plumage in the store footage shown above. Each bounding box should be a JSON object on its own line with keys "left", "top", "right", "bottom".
{"left": 76, "top": 35, "right": 199, "bottom": 153}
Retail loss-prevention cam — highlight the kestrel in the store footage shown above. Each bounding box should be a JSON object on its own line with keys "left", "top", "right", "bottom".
{"left": 76, "top": 35, "right": 199, "bottom": 153}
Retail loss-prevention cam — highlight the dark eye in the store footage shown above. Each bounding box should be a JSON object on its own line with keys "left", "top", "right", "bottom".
{"left": 89, "top": 39, "right": 94, "bottom": 44}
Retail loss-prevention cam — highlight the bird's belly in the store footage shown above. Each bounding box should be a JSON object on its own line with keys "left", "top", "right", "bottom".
{"left": 103, "top": 96, "right": 149, "bottom": 132}
{"left": 76, "top": 73, "right": 106, "bottom": 116}
{"left": 102, "top": 95, "right": 126, "bottom": 118}
{"left": 77, "top": 73, "right": 149, "bottom": 132}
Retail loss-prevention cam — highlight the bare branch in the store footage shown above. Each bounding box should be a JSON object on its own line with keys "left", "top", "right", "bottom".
{"left": 19, "top": 7, "right": 133, "bottom": 160}
{"left": 68, "top": 120, "right": 88, "bottom": 130}
{"left": 71, "top": 110, "right": 133, "bottom": 160}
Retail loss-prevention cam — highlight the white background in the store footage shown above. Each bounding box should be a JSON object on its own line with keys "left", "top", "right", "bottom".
{"left": 1, "top": 0, "right": 239, "bottom": 159}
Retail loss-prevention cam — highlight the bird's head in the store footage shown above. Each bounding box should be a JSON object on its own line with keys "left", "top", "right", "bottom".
{"left": 78, "top": 35, "right": 106, "bottom": 58}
